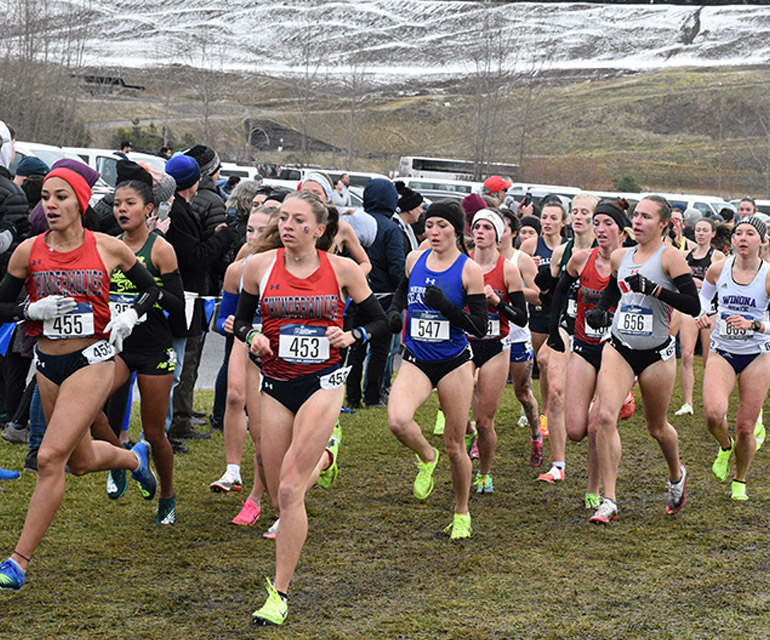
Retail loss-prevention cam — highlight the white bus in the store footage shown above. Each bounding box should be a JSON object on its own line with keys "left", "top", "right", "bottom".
{"left": 398, "top": 156, "right": 518, "bottom": 182}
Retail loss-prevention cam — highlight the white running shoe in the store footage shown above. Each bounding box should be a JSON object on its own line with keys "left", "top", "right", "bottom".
{"left": 209, "top": 472, "right": 243, "bottom": 493}
{"left": 674, "top": 403, "right": 693, "bottom": 416}
{"left": 262, "top": 518, "right": 280, "bottom": 540}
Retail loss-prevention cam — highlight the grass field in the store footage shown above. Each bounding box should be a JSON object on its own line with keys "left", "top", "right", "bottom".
{"left": 1, "top": 360, "right": 770, "bottom": 639}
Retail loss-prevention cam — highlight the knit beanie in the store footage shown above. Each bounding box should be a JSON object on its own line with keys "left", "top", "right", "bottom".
{"left": 397, "top": 187, "right": 423, "bottom": 213}
{"left": 184, "top": 145, "right": 221, "bottom": 177}
{"left": 166, "top": 155, "right": 201, "bottom": 191}
{"left": 44, "top": 167, "right": 92, "bottom": 216}
{"left": 15, "top": 156, "right": 49, "bottom": 177}
{"left": 425, "top": 199, "right": 465, "bottom": 236}
{"left": 152, "top": 171, "right": 177, "bottom": 205}
{"left": 734, "top": 215, "right": 767, "bottom": 241}
{"left": 116, "top": 160, "right": 153, "bottom": 188}
{"left": 519, "top": 215, "right": 541, "bottom": 236}
{"left": 472, "top": 208, "right": 504, "bottom": 241}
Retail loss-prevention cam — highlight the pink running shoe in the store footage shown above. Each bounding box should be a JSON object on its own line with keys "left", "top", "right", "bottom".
{"left": 537, "top": 466, "right": 565, "bottom": 483}
{"left": 530, "top": 436, "right": 544, "bottom": 467}
{"left": 231, "top": 499, "right": 261, "bottom": 526}
{"left": 469, "top": 438, "right": 480, "bottom": 460}
{"left": 262, "top": 518, "right": 280, "bottom": 539}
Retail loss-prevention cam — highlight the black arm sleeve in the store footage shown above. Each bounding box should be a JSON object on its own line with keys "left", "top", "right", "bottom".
{"left": 497, "top": 290, "right": 527, "bottom": 327}
{"left": 233, "top": 289, "right": 260, "bottom": 344}
{"left": 0, "top": 273, "right": 26, "bottom": 322}
{"left": 123, "top": 262, "right": 162, "bottom": 317}
{"left": 355, "top": 293, "right": 389, "bottom": 342}
{"left": 158, "top": 269, "right": 185, "bottom": 318}
{"left": 548, "top": 271, "right": 578, "bottom": 339}
{"left": 656, "top": 273, "right": 701, "bottom": 317}
{"left": 595, "top": 274, "right": 621, "bottom": 312}
{"left": 443, "top": 293, "right": 488, "bottom": 338}
{"left": 390, "top": 276, "right": 408, "bottom": 314}
{"left": 534, "top": 267, "right": 556, "bottom": 294}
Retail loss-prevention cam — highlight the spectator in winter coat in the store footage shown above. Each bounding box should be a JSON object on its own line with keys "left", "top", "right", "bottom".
{"left": 12, "top": 157, "right": 49, "bottom": 187}
{"left": 164, "top": 154, "right": 235, "bottom": 441}
{"left": 0, "top": 121, "right": 28, "bottom": 262}
{"left": 346, "top": 178, "right": 404, "bottom": 408}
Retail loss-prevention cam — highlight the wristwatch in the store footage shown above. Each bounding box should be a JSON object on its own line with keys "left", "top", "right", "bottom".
{"left": 352, "top": 327, "right": 366, "bottom": 343}
{"left": 752, "top": 319, "right": 763, "bottom": 333}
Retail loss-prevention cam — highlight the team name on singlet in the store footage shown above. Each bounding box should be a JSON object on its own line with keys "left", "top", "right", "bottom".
{"left": 31, "top": 269, "right": 104, "bottom": 298}
{"left": 721, "top": 295, "right": 757, "bottom": 311}
{"left": 580, "top": 286, "right": 603, "bottom": 307}
{"left": 262, "top": 295, "right": 340, "bottom": 320}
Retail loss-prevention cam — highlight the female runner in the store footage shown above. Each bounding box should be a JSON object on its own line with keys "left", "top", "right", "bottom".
{"left": 696, "top": 216, "right": 770, "bottom": 501}
{"left": 93, "top": 176, "right": 184, "bottom": 525}
{"left": 0, "top": 168, "right": 160, "bottom": 591}
{"left": 387, "top": 200, "right": 487, "bottom": 539}
{"left": 233, "top": 191, "right": 387, "bottom": 625}
{"left": 535, "top": 194, "right": 597, "bottom": 483}
{"left": 674, "top": 217, "right": 723, "bottom": 416}
{"left": 519, "top": 202, "right": 567, "bottom": 438}
{"left": 208, "top": 208, "right": 273, "bottom": 517}
{"left": 466, "top": 209, "right": 527, "bottom": 493}
{"left": 498, "top": 209, "right": 543, "bottom": 465}
{"left": 585, "top": 195, "right": 700, "bottom": 524}
{"left": 547, "top": 199, "right": 626, "bottom": 509}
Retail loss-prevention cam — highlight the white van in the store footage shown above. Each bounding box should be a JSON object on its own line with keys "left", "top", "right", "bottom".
{"left": 64, "top": 147, "right": 166, "bottom": 188}
{"left": 651, "top": 192, "right": 731, "bottom": 217}
{"left": 219, "top": 162, "right": 262, "bottom": 181}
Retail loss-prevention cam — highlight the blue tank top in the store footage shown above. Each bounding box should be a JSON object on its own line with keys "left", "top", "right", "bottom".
{"left": 528, "top": 236, "right": 567, "bottom": 325}
{"left": 404, "top": 250, "right": 469, "bottom": 361}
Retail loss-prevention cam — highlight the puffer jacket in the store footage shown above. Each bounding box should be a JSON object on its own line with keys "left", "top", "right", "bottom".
{"left": 0, "top": 166, "right": 30, "bottom": 275}
{"left": 190, "top": 174, "right": 227, "bottom": 240}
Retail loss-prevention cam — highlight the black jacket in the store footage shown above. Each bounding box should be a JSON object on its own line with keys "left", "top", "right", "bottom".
{"left": 164, "top": 195, "right": 235, "bottom": 336}
{"left": 0, "top": 166, "right": 30, "bottom": 275}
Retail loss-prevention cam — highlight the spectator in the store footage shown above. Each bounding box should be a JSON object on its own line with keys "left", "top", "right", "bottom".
{"left": 115, "top": 140, "right": 133, "bottom": 160}
{"left": 164, "top": 154, "right": 235, "bottom": 441}
{"left": 12, "top": 157, "right": 48, "bottom": 187}
{"left": 158, "top": 146, "right": 172, "bottom": 160}
{"left": 482, "top": 175, "right": 512, "bottom": 207}
{"left": 0, "top": 122, "right": 28, "bottom": 259}
{"left": 346, "top": 178, "right": 403, "bottom": 409}
{"left": 737, "top": 196, "right": 757, "bottom": 220}
{"left": 330, "top": 174, "right": 351, "bottom": 208}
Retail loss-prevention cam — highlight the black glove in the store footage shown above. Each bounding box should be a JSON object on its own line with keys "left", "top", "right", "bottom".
{"left": 626, "top": 273, "right": 660, "bottom": 297}
{"left": 546, "top": 328, "right": 565, "bottom": 353}
{"left": 423, "top": 285, "right": 450, "bottom": 313}
{"left": 586, "top": 308, "right": 613, "bottom": 330}
{"left": 387, "top": 309, "right": 403, "bottom": 334}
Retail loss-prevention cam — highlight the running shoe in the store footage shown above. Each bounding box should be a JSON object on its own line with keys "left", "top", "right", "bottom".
{"left": 232, "top": 499, "right": 262, "bottom": 526}
{"left": 209, "top": 472, "right": 243, "bottom": 493}
{"left": 517, "top": 414, "right": 529, "bottom": 428}
{"left": 469, "top": 437, "right": 480, "bottom": 461}
{"left": 444, "top": 512, "right": 472, "bottom": 540}
{"left": 0, "top": 559, "right": 25, "bottom": 592}
{"left": 674, "top": 403, "right": 693, "bottom": 416}
{"left": 589, "top": 497, "right": 618, "bottom": 524}
{"left": 755, "top": 410, "right": 765, "bottom": 451}
{"left": 107, "top": 468, "right": 127, "bottom": 500}
{"left": 584, "top": 492, "right": 601, "bottom": 510}
{"left": 317, "top": 421, "right": 341, "bottom": 489}
{"left": 156, "top": 494, "right": 176, "bottom": 525}
{"left": 252, "top": 577, "right": 288, "bottom": 626}
{"left": 711, "top": 439, "right": 734, "bottom": 483}
{"left": 731, "top": 480, "right": 748, "bottom": 501}
{"left": 665, "top": 464, "right": 687, "bottom": 515}
{"left": 0, "top": 468, "right": 20, "bottom": 481}
{"left": 619, "top": 390, "right": 636, "bottom": 420}
{"left": 262, "top": 518, "right": 280, "bottom": 539}
{"left": 539, "top": 414, "right": 549, "bottom": 438}
{"left": 530, "top": 435, "right": 544, "bottom": 467}
{"left": 433, "top": 409, "right": 445, "bottom": 435}
{"left": 413, "top": 448, "right": 440, "bottom": 500}
{"left": 474, "top": 472, "right": 494, "bottom": 494}
{"left": 537, "top": 466, "right": 564, "bottom": 483}
{"left": 1, "top": 422, "right": 29, "bottom": 445}
{"left": 130, "top": 441, "right": 157, "bottom": 501}
{"left": 465, "top": 428, "right": 478, "bottom": 458}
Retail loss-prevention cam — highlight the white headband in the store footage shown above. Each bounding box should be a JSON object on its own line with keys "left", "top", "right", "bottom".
{"left": 472, "top": 208, "right": 504, "bottom": 241}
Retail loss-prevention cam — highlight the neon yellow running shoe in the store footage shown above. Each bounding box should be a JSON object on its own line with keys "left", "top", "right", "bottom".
{"left": 433, "top": 410, "right": 445, "bottom": 435}
{"left": 444, "top": 512, "right": 472, "bottom": 539}
{"left": 413, "top": 448, "right": 439, "bottom": 500}
{"left": 755, "top": 409, "right": 765, "bottom": 451}
{"left": 731, "top": 480, "right": 748, "bottom": 501}
{"left": 252, "top": 578, "right": 288, "bottom": 626}
{"left": 712, "top": 438, "right": 733, "bottom": 483}
{"left": 317, "top": 421, "right": 341, "bottom": 489}
{"left": 584, "top": 492, "right": 601, "bottom": 509}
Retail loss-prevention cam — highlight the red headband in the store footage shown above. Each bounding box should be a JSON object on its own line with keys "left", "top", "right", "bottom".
{"left": 44, "top": 167, "right": 92, "bottom": 216}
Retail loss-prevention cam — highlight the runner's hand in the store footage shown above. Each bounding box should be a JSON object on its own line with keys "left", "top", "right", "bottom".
{"left": 105, "top": 308, "right": 139, "bottom": 352}
{"left": 25, "top": 295, "right": 77, "bottom": 321}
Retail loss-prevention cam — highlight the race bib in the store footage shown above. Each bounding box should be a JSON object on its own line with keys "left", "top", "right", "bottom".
{"left": 411, "top": 309, "right": 450, "bottom": 342}
{"left": 43, "top": 302, "right": 94, "bottom": 339}
{"left": 485, "top": 312, "right": 500, "bottom": 339}
{"left": 617, "top": 304, "right": 653, "bottom": 337}
{"left": 109, "top": 294, "right": 146, "bottom": 324}
{"left": 278, "top": 325, "right": 330, "bottom": 364}
{"left": 319, "top": 366, "right": 351, "bottom": 390}
{"left": 718, "top": 313, "right": 752, "bottom": 340}
{"left": 660, "top": 338, "right": 676, "bottom": 361}
{"left": 82, "top": 340, "right": 116, "bottom": 365}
